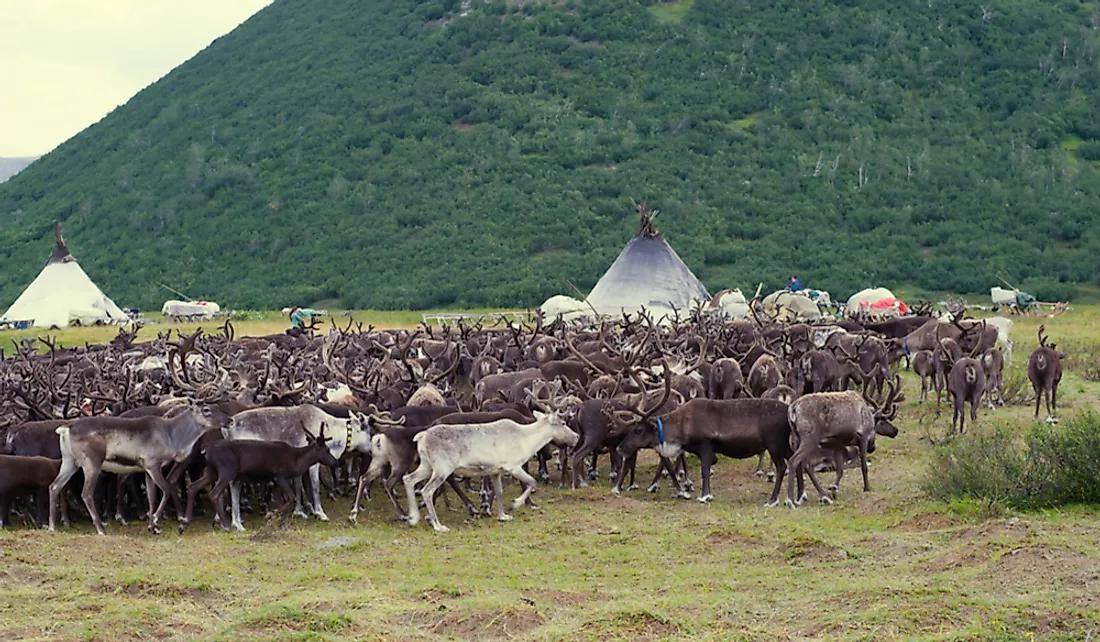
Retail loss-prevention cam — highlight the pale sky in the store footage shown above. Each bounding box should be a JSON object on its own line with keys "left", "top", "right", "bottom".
{"left": 0, "top": 0, "right": 272, "bottom": 157}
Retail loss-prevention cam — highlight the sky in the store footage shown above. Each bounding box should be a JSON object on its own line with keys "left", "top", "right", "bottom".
{"left": 0, "top": 0, "right": 272, "bottom": 158}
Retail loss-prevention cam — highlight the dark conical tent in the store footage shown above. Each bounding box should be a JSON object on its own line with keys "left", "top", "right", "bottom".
{"left": 586, "top": 203, "right": 710, "bottom": 317}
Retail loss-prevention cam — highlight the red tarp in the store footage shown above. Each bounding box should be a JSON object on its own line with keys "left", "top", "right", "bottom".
{"left": 866, "top": 297, "right": 908, "bottom": 314}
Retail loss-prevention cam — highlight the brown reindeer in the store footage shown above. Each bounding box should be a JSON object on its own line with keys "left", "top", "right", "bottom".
{"left": 1028, "top": 325, "right": 1065, "bottom": 423}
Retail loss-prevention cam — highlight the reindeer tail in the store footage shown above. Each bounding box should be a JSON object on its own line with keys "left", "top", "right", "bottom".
{"left": 55, "top": 426, "right": 73, "bottom": 460}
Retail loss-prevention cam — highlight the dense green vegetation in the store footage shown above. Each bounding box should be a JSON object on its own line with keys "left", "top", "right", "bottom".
{"left": 3, "top": 0, "right": 1100, "bottom": 310}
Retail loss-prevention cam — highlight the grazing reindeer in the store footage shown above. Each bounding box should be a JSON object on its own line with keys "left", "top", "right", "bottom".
{"left": 1028, "top": 325, "right": 1065, "bottom": 424}
{"left": 981, "top": 347, "right": 1005, "bottom": 409}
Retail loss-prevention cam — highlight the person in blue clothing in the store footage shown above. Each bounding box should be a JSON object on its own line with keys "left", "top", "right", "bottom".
{"left": 285, "top": 306, "right": 323, "bottom": 336}
{"left": 788, "top": 275, "right": 804, "bottom": 292}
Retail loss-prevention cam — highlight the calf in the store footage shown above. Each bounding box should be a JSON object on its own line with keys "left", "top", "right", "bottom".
{"left": 785, "top": 376, "right": 902, "bottom": 506}
{"left": 0, "top": 455, "right": 62, "bottom": 528}
{"left": 49, "top": 401, "right": 229, "bottom": 535}
{"left": 222, "top": 404, "right": 367, "bottom": 521}
{"left": 708, "top": 358, "right": 744, "bottom": 400}
{"left": 981, "top": 347, "right": 1005, "bottom": 408}
{"left": 911, "top": 350, "right": 935, "bottom": 404}
{"left": 1028, "top": 325, "right": 1065, "bottom": 423}
{"left": 402, "top": 411, "right": 579, "bottom": 532}
{"left": 613, "top": 389, "right": 793, "bottom": 506}
{"left": 181, "top": 429, "right": 339, "bottom": 532}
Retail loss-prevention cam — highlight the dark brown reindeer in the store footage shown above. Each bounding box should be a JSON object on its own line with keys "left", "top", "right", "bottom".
{"left": 911, "top": 349, "right": 936, "bottom": 404}
{"left": 940, "top": 328, "right": 985, "bottom": 433}
{"left": 981, "top": 347, "right": 1006, "bottom": 409}
{"left": 181, "top": 428, "right": 339, "bottom": 532}
{"left": 1028, "top": 325, "right": 1065, "bottom": 424}
{"left": 613, "top": 373, "right": 793, "bottom": 506}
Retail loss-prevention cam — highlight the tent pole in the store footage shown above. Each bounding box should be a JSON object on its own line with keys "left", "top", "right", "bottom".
{"left": 156, "top": 282, "right": 194, "bottom": 302}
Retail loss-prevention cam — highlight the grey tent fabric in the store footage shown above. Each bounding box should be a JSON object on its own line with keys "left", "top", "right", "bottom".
{"left": 586, "top": 226, "right": 710, "bottom": 316}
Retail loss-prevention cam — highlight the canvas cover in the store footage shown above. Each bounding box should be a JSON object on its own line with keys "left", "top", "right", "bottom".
{"left": 162, "top": 300, "right": 221, "bottom": 319}
{"left": 2, "top": 225, "right": 126, "bottom": 328}
{"left": 708, "top": 288, "right": 750, "bottom": 320}
{"left": 846, "top": 287, "right": 897, "bottom": 315}
{"left": 991, "top": 287, "right": 1017, "bottom": 305}
{"left": 763, "top": 290, "right": 822, "bottom": 321}
{"left": 539, "top": 295, "right": 590, "bottom": 322}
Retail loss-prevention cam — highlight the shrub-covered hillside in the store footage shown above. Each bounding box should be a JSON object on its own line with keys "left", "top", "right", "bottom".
{"left": 3, "top": 0, "right": 1100, "bottom": 309}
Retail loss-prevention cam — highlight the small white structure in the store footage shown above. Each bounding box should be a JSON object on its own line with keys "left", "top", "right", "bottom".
{"left": 539, "top": 295, "right": 590, "bottom": 322}
{"left": 708, "top": 288, "right": 750, "bottom": 320}
{"left": 161, "top": 300, "right": 221, "bottom": 320}
{"left": 2, "top": 223, "right": 127, "bottom": 328}
{"left": 846, "top": 287, "right": 896, "bottom": 316}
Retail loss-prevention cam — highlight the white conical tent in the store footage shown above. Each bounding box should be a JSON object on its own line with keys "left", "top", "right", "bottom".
{"left": 585, "top": 203, "right": 710, "bottom": 318}
{"left": 2, "top": 225, "right": 127, "bottom": 328}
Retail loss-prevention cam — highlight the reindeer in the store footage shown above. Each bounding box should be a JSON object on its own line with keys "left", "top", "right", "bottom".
{"left": 981, "top": 347, "right": 1005, "bottom": 409}
{"left": 785, "top": 375, "right": 902, "bottom": 506}
{"left": 1028, "top": 325, "right": 1065, "bottom": 424}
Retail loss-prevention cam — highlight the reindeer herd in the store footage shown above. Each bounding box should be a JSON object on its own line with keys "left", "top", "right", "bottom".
{"left": 0, "top": 303, "right": 1066, "bottom": 535}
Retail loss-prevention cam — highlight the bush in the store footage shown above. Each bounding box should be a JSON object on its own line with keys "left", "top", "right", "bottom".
{"left": 1060, "top": 340, "right": 1100, "bottom": 382}
{"left": 925, "top": 412, "right": 1100, "bottom": 510}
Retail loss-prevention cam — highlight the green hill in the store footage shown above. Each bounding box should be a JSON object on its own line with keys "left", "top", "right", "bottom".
{"left": 3, "top": 0, "right": 1100, "bottom": 310}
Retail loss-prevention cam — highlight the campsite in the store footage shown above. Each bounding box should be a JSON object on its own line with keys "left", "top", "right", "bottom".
{"left": 0, "top": 204, "right": 1095, "bottom": 640}
{"left": 5, "top": 0, "right": 1100, "bottom": 640}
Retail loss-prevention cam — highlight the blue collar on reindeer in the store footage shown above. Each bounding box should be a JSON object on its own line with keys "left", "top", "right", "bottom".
{"left": 656, "top": 416, "right": 665, "bottom": 445}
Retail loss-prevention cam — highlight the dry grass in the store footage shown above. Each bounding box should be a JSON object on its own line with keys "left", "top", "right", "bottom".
{"left": 2, "top": 307, "right": 1100, "bottom": 640}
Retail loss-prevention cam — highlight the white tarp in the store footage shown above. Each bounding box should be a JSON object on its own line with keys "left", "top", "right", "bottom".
{"left": 763, "top": 290, "right": 822, "bottom": 321}
{"left": 709, "top": 288, "right": 750, "bottom": 320}
{"left": 2, "top": 256, "right": 126, "bottom": 328}
{"left": 991, "top": 287, "right": 1017, "bottom": 305}
{"left": 846, "top": 287, "right": 896, "bottom": 315}
{"left": 539, "top": 295, "right": 590, "bottom": 322}
{"left": 161, "top": 300, "right": 221, "bottom": 319}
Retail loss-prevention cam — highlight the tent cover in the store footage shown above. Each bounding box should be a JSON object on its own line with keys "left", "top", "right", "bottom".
{"left": 762, "top": 290, "right": 822, "bottom": 321}
{"left": 2, "top": 224, "right": 127, "bottom": 328}
{"left": 846, "top": 287, "right": 897, "bottom": 315}
{"left": 585, "top": 203, "right": 710, "bottom": 318}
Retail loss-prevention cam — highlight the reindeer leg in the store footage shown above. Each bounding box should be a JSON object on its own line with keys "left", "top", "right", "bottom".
{"left": 696, "top": 440, "right": 715, "bottom": 503}
{"left": 229, "top": 481, "right": 245, "bottom": 531}
{"left": 492, "top": 475, "right": 512, "bottom": 522}
{"left": 446, "top": 476, "right": 481, "bottom": 516}
{"left": 80, "top": 464, "right": 107, "bottom": 536}
{"left": 678, "top": 452, "right": 695, "bottom": 490}
{"left": 506, "top": 466, "right": 538, "bottom": 512}
{"left": 828, "top": 450, "right": 844, "bottom": 500}
{"left": 859, "top": 436, "right": 872, "bottom": 493}
{"left": 764, "top": 449, "right": 788, "bottom": 507}
{"left": 308, "top": 464, "right": 329, "bottom": 521}
{"left": 419, "top": 473, "right": 449, "bottom": 533}
{"left": 181, "top": 467, "right": 216, "bottom": 533}
{"left": 351, "top": 457, "right": 386, "bottom": 522}
{"left": 624, "top": 453, "right": 639, "bottom": 491}
{"left": 48, "top": 457, "right": 80, "bottom": 531}
{"left": 570, "top": 440, "right": 598, "bottom": 490}
{"left": 661, "top": 455, "right": 690, "bottom": 499}
{"left": 402, "top": 461, "right": 432, "bottom": 528}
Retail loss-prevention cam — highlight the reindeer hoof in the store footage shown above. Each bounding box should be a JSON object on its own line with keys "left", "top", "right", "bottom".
{"left": 292, "top": 510, "right": 309, "bottom": 519}
{"left": 764, "top": 500, "right": 779, "bottom": 508}
{"left": 611, "top": 487, "right": 622, "bottom": 497}
{"left": 784, "top": 498, "right": 797, "bottom": 509}
{"left": 676, "top": 490, "right": 692, "bottom": 500}
{"left": 314, "top": 512, "right": 330, "bottom": 522}
{"left": 696, "top": 494, "right": 714, "bottom": 503}
{"left": 625, "top": 483, "right": 639, "bottom": 492}
{"left": 753, "top": 469, "right": 765, "bottom": 478}
{"left": 348, "top": 512, "right": 359, "bottom": 523}
{"left": 432, "top": 523, "right": 451, "bottom": 533}
{"left": 647, "top": 483, "right": 659, "bottom": 493}
{"left": 797, "top": 492, "right": 808, "bottom": 504}
{"left": 819, "top": 496, "right": 834, "bottom": 505}
{"left": 765, "top": 472, "right": 776, "bottom": 483}
{"left": 683, "top": 480, "right": 695, "bottom": 491}
{"left": 148, "top": 523, "right": 162, "bottom": 535}
{"left": 589, "top": 470, "right": 600, "bottom": 481}
{"left": 498, "top": 514, "right": 514, "bottom": 522}
{"left": 114, "top": 514, "right": 128, "bottom": 526}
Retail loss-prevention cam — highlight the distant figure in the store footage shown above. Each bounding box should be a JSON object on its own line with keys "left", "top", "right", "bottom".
{"left": 284, "top": 306, "right": 322, "bottom": 336}
{"left": 788, "top": 275, "right": 804, "bottom": 292}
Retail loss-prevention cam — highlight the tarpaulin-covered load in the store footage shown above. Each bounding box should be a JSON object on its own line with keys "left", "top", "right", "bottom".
{"left": 539, "top": 295, "right": 590, "bottom": 322}
{"left": 846, "top": 287, "right": 897, "bottom": 315}
{"left": 763, "top": 290, "right": 822, "bottom": 321}
{"left": 708, "top": 288, "right": 750, "bottom": 320}
{"left": 869, "top": 297, "right": 908, "bottom": 315}
{"left": 161, "top": 300, "right": 221, "bottom": 320}
{"left": 991, "top": 287, "right": 1017, "bottom": 306}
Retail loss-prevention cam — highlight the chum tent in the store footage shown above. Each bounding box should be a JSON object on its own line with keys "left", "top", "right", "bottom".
{"left": 846, "top": 287, "right": 897, "bottom": 315}
{"left": 2, "top": 223, "right": 127, "bottom": 328}
{"left": 583, "top": 202, "right": 710, "bottom": 318}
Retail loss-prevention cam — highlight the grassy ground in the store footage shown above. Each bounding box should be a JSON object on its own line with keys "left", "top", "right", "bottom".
{"left": 1, "top": 308, "right": 1099, "bottom": 640}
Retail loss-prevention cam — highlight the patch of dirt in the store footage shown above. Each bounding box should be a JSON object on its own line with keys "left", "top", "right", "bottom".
{"left": 410, "top": 607, "right": 545, "bottom": 640}
{"left": 418, "top": 587, "right": 464, "bottom": 605}
{"left": 954, "top": 518, "right": 1034, "bottom": 541}
{"left": 924, "top": 542, "right": 1001, "bottom": 573}
{"left": 522, "top": 588, "right": 602, "bottom": 607}
{"left": 578, "top": 611, "right": 680, "bottom": 641}
{"left": 779, "top": 536, "right": 850, "bottom": 564}
{"left": 93, "top": 579, "right": 218, "bottom": 601}
{"left": 890, "top": 512, "right": 962, "bottom": 532}
{"left": 985, "top": 545, "right": 1100, "bottom": 590}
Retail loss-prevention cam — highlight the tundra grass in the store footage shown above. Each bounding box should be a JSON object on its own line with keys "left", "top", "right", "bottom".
{"left": 2, "top": 309, "right": 1100, "bottom": 640}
